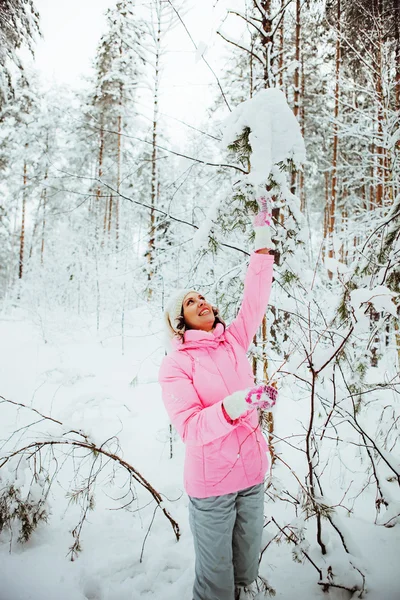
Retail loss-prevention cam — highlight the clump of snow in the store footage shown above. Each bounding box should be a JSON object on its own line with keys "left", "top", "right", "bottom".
{"left": 221, "top": 88, "right": 306, "bottom": 185}
{"left": 324, "top": 256, "right": 350, "bottom": 275}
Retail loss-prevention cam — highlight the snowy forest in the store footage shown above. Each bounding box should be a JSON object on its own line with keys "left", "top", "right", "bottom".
{"left": 0, "top": 0, "right": 399, "bottom": 599}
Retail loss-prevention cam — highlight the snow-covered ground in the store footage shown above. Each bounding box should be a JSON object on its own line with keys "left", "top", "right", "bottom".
{"left": 0, "top": 307, "right": 399, "bottom": 600}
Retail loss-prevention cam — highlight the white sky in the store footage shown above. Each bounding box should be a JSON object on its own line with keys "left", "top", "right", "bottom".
{"left": 30, "top": 0, "right": 245, "bottom": 135}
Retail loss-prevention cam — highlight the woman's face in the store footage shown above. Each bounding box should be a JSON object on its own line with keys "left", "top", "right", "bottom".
{"left": 182, "top": 291, "right": 215, "bottom": 332}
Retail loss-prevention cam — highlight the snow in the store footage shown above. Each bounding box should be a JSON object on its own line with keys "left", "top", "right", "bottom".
{"left": 324, "top": 256, "right": 351, "bottom": 275}
{"left": 221, "top": 88, "right": 306, "bottom": 185}
{"left": 192, "top": 195, "right": 221, "bottom": 251}
{"left": 194, "top": 41, "right": 208, "bottom": 63}
{"left": 350, "top": 286, "right": 398, "bottom": 333}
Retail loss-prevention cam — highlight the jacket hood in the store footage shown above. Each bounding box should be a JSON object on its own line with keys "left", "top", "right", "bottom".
{"left": 172, "top": 322, "right": 226, "bottom": 351}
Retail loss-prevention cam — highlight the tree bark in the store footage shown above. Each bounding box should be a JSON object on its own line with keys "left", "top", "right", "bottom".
{"left": 291, "top": 0, "right": 301, "bottom": 196}
{"left": 116, "top": 113, "right": 121, "bottom": 248}
{"left": 41, "top": 169, "right": 47, "bottom": 264}
{"left": 116, "top": 37, "right": 123, "bottom": 249}
{"left": 299, "top": 53, "right": 305, "bottom": 212}
{"left": 323, "top": 171, "right": 329, "bottom": 242}
{"left": 147, "top": 2, "right": 162, "bottom": 298}
{"left": 374, "top": 7, "right": 386, "bottom": 207}
{"left": 262, "top": 313, "right": 275, "bottom": 469}
{"left": 97, "top": 122, "right": 104, "bottom": 242}
{"left": 257, "top": 0, "right": 274, "bottom": 88}
{"left": 278, "top": 0, "right": 285, "bottom": 89}
{"left": 395, "top": 0, "right": 400, "bottom": 113}
{"left": 369, "top": 142, "right": 375, "bottom": 209}
{"left": 249, "top": 33, "right": 255, "bottom": 97}
{"left": 328, "top": 0, "right": 341, "bottom": 278}
{"left": 103, "top": 194, "right": 109, "bottom": 236}
{"left": 108, "top": 193, "right": 113, "bottom": 234}
{"left": 18, "top": 149, "right": 28, "bottom": 280}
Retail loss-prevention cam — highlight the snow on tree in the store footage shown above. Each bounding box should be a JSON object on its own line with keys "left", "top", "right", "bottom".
{"left": 84, "top": 0, "right": 144, "bottom": 246}
{"left": 0, "top": 0, "right": 41, "bottom": 109}
{"left": 221, "top": 87, "right": 306, "bottom": 186}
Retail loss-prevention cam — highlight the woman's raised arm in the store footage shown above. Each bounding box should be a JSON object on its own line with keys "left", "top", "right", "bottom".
{"left": 226, "top": 251, "right": 274, "bottom": 351}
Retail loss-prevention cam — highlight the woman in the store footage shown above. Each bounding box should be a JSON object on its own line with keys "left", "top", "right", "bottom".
{"left": 159, "top": 197, "right": 276, "bottom": 600}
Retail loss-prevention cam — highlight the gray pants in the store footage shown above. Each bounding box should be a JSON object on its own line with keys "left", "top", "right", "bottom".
{"left": 188, "top": 483, "right": 264, "bottom": 600}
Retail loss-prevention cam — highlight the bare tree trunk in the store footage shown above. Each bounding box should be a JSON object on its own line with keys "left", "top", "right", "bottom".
{"left": 394, "top": 0, "right": 400, "bottom": 205}
{"left": 252, "top": 333, "right": 258, "bottom": 378}
{"left": 41, "top": 170, "right": 47, "bottom": 264}
{"left": 300, "top": 54, "right": 306, "bottom": 213}
{"left": 290, "top": 0, "right": 301, "bottom": 196}
{"left": 96, "top": 122, "right": 104, "bottom": 242}
{"left": 340, "top": 189, "right": 347, "bottom": 264}
{"left": 278, "top": 0, "right": 285, "bottom": 89}
{"left": 374, "top": 0, "right": 391, "bottom": 207}
{"left": 262, "top": 313, "right": 275, "bottom": 469}
{"left": 249, "top": 33, "right": 255, "bottom": 98}
{"left": 18, "top": 150, "right": 28, "bottom": 279}
{"left": 257, "top": 0, "right": 274, "bottom": 88}
{"left": 327, "top": 0, "right": 341, "bottom": 278}
{"left": 97, "top": 127, "right": 104, "bottom": 202}
{"left": 147, "top": 3, "right": 162, "bottom": 299}
{"left": 370, "top": 142, "right": 375, "bottom": 209}
{"left": 361, "top": 183, "right": 367, "bottom": 211}
{"left": 395, "top": 320, "right": 400, "bottom": 368}
{"left": 116, "top": 113, "right": 121, "bottom": 248}
{"left": 375, "top": 19, "right": 385, "bottom": 207}
{"left": 396, "top": 0, "right": 400, "bottom": 113}
{"left": 323, "top": 171, "right": 329, "bottom": 242}
{"left": 293, "top": 0, "right": 301, "bottom": 114}
{"left": 103, "top": 194, "right": 109, "bottom": 236}
{"left": 116, "top": 38, "right": 123, "bottom": 250}
{"left": 108, "top": 194, "right": 113, "bottom": 234}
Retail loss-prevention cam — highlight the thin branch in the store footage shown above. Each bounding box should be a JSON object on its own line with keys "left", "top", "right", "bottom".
{"left": 217, "top": 30, "right": 265, "bottom": 66}
{"left": 271, "top": 517, "right": 323, "bottom": 579}
{"left": 140, "top": 505, "right": 159, "bottom": 563}
{"left": 227, "top": 9, "right": 266, "bottom": 38}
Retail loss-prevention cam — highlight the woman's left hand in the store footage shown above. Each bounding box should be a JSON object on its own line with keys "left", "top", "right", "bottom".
{"left": 245, "top": 383, "right": 278, "bottom": 410}
{"left": 253, "top": 193, "right": 275, "bottom": 252}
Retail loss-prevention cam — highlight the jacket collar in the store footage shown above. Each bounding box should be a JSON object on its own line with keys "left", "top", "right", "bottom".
{"left": 173, "top": 322, "right": 226, "bottom": 351}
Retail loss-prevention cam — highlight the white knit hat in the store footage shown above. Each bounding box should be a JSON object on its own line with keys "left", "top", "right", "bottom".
{"left": 164, "top": 288, "right": 197, "bottom": 339}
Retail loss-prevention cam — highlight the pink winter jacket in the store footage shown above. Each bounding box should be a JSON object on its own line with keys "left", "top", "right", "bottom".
{"left": 158, "top": 252, "right": 274, "bottom": 498}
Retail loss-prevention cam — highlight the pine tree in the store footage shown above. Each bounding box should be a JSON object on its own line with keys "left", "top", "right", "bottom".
{"left": 136, "top": 0, "right": 180, "bottom": 297}
{"left": 0, "top": 74, "right": 42, "bottom": 290}
{"left": 85, "top": 0, "right": 143, "bottom": 247}
{"left": 0, "top": 0, "right": 40, "bottom": 109}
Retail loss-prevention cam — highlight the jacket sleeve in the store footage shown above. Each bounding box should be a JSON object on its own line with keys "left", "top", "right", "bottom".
{"left": 158, "top": 355, "right": 239, "bottom": 447}
{"left": 226, "top": 252, "right": 274, "bottom": 351}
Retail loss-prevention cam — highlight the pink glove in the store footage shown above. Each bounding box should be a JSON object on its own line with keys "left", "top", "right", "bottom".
{"left": 245, "top": 383, "right": 278, "bottom": 410}
{"left": 223, "top": 383, "right": 278, "bottom": 420}
{"left": 253, "top": 195, "right": 273, "bottom": 228}
{"left": 253, "top": 194, "right": 275, "bottom": 251}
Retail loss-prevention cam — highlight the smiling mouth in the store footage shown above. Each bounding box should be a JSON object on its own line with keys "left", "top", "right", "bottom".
{"left": 199, "top": 309, "right": 210, "bottom": 316}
